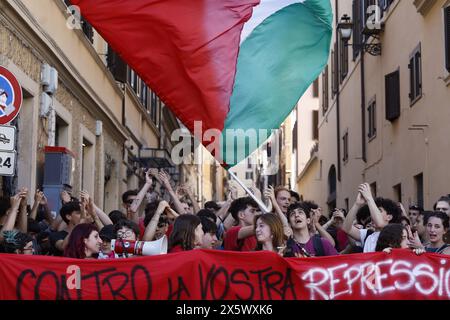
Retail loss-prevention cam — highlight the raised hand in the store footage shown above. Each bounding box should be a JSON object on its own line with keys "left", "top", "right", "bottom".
{"left": 398, "top": 202, "right": 407, "bottom": 217}
{"left": 158, "top": 170, "right": 171, "bottom": 188}
{"left": 264, "top": 186, "right": 276, "bottom": 202}
{"left": 143, "top": 169, "right": 152, "bottom": 185}
{"left": 148, "top": 168, "right": 161, "bottom": 182}
{"left": 86, "top": 197, "right": 96, "bottom": 218}
{"left": 80, "top": 190, "right": 90, "bottom": 204}
{"left": 407, "top": 227, "right": 424, "bottom": 249}
{"left": 358, "top": 183, "right": 373, "bottom": 202}
{"left": 19, "top": 187, "right": 29, "bottom": 208}
{"left": 11, "top": 192, "right": 24, "bottom": 209}
{"left": 34, "top": 189, "right": 45, "bottom": 204}
{"left": 355, "top": 190, "right": 366, "bottom": 206}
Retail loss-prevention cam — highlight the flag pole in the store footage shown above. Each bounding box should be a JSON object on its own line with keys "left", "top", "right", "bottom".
{"left": 228, "top": 170, "right": 270, "bottom": 213}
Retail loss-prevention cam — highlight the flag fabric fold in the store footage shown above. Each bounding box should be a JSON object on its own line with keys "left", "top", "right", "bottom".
{"left": 72, "top": 0, "right": 332, "bottom": 167}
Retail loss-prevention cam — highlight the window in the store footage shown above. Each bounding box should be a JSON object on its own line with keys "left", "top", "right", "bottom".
{"left": 135, "top": 77, "right": 141, "bottom": 98}
{"left": 312, "top": 110, "right": 319, "bottom": 140}
{"left": 141, "top": 82, "right": 148, "bottom": 108}
{"left": 247, "top": 157, "right": 252, "bottom": 169}
{"left": 445, "top": 5, "right": 450, "bottom": 73}
{"left": 151, "top": 91, "right": 157, "bottom": 124}
{"left": 409, "top": 43, "right": 422, "bottom": 105}
{"left": 81, "top": 17, "right": 94, "bottom": 44}
{"left": 385, "top": 69, "right": 401, "bottom": 121}
{"left": 342, "top": 131, "right": 349, "bottom": 163}
{"left": 129, "top": 69, "right": 136, "bottom": 90}
{"left": 245, "top": 172, "right": 254, "bottom": 180}
{"left": 352, "top": 0, "right": 362, "bottom": 60}
{"left": 393, "top": 183, "right": 402, "bottom": 203}
{"left": 55, "top": 115, "right": 69, "bottom": 148}
{"left": 107, "top": 46, "right": 127, "bottom": 83}
{"left": 327, "top": 166, "right": 337, "bottom": 213}
{"left": 312, "top": 78, "right": 319, "bottom": 98}
{"left": 331, "top": 43, "right": 339, "bottom": 97}
{"left": 339, "top": 33, "right": 349, "bottom": 82}
{"left": 322, "top": 66, "right": 329, "bottom": 115}
{"left": 368, "top": 98, "right": 377, "bottom": 139}
{"left": 414, "top": 173, "right": 424, "bottom": 208}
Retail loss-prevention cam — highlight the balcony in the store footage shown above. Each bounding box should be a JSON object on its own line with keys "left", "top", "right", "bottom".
{"left": 139, "top": 147, "right": 174, "bottom": 169}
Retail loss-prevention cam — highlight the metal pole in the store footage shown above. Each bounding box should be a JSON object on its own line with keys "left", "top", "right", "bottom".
{"left": 228, "top": 170, "right": 270, "bottom": 213}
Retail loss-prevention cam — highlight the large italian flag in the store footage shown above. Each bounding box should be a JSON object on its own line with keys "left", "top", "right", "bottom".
{"left": 72, "top": 0, "right": 332, "bottom": 167}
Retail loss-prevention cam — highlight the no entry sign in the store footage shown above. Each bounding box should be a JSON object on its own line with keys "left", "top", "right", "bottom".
{"left": 0, "top": 66, "right": 23, "bottom": 125}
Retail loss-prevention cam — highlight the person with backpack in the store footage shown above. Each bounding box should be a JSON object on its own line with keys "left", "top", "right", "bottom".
{"left": 283, "top": 202, "right": 338, "bottom": 257}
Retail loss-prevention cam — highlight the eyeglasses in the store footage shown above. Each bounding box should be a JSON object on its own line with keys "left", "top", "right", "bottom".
{"left": 117, "top": 230, "right": 134, "bottom": 238}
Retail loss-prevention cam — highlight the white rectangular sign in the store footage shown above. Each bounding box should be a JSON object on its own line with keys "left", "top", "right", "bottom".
{"left": 0, "top": 125, "right": 16, "bottom": 151}
{"left": 0, "top": 151, "right": 16, "bottom": 176}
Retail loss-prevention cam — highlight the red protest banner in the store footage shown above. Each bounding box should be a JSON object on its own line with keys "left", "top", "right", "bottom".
{"left": 0, "top": 249, "right": 449, "bottom": 300}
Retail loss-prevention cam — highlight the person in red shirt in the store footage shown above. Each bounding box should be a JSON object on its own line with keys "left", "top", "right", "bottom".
{"left": 224, "top": 197, "right": 259, "bottom": 251}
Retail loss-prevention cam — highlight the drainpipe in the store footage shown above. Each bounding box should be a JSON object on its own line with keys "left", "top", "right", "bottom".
{"left": 335, "top": 0, "right": 341, "bottom": 181}
{"left": 361, "top": 49, "right": 367, "bottom": 163}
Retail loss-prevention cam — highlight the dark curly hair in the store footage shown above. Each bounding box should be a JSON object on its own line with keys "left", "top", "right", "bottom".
{"left": 375, "top": 197, "right": 402, "bottom": 224}
{"left": 375, "top": 224, "right": 406, "bottom": 252}
{"left": 60, "top": 201, "right": 81, "bottom": 224}
{"left": 229, "top": 197, "right": 258, "bottom": 221}
{"left": 113, "top": 219, "right": 140, "bottom": 238}
{"left": 425, "top": 211, "right": 450, "bottom": 229}
{"left": 287, "top": 202, "right": 311, "bottom": 219}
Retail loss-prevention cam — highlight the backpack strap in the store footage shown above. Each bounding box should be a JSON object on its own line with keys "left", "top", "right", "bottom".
{"left": 312, "top": 234, "right": 325, "bottom": 257}
{"left": 437, "top": 244, "right": 450, "bottom": 254}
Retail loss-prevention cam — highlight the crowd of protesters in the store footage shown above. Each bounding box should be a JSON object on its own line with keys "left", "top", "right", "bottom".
{"left": 1, "top": 167, "right": 449, "bottom": 260}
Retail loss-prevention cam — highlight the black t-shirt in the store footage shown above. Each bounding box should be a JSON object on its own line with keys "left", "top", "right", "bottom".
{"left": 49, "top": 230, "right": 68, "bottom": 256}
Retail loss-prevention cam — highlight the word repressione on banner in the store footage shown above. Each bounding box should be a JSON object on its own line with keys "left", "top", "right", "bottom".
{"left": 0, "top": 250, "right": 450, "bottom": 300}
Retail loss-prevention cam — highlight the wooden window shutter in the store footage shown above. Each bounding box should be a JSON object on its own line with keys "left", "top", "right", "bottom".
{"left": 385, "top": 70, "right": 401, "bottom": 121}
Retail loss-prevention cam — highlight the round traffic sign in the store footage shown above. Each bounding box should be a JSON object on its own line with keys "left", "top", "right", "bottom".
{"left": 0, "top": 66, "right": 23, "bottom": 125}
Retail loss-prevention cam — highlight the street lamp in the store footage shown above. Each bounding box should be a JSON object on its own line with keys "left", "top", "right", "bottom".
{"left": 337, "top": 14, "right": 382, "bottom": 57}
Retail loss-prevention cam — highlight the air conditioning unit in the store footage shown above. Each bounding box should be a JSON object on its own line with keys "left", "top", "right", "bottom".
{"left": 41, "top": 63, "right": 58, "bottom": 95}
{"left": 40, "top": 92, "right": 52, "bottom": 118}
{"left": 95, "top": 120, "right": 103, "bottom": 136}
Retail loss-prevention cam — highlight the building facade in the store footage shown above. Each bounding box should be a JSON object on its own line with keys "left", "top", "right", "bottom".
{"left": 0, "top": 0, "right": 198, "bottom": 213}
{"left": 297, "top": 0, "right": 450, "bottom": 215}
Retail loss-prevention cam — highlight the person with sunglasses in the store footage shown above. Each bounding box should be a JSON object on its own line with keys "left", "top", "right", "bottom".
{"left": 0, "top": 230, "right": 34, "bottom": 255}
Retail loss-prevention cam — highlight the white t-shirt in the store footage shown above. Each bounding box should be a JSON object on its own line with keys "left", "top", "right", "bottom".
{"left": 359, "top": 229, "right": 380, "bottom": 253}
